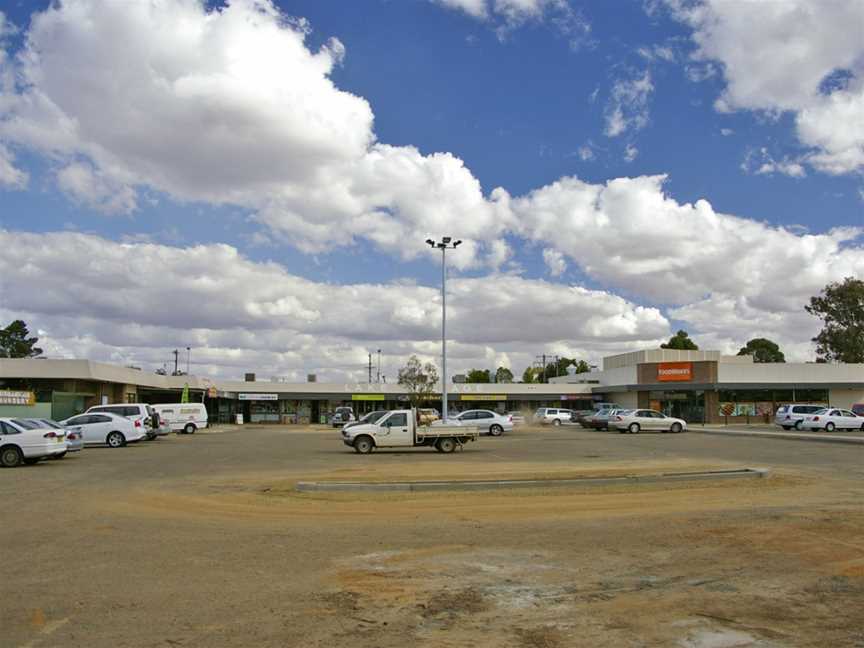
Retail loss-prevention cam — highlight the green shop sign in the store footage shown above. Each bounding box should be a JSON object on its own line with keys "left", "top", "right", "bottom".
{"left": 352, "top": 394, "right": 385, "bottom": 401}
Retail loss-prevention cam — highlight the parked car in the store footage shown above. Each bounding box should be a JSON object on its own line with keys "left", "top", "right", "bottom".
{"left": 331, "top": 407, "right": 355, "bottom": 428}
{"left": 800, "top": 408, "right": 864, "bottom": 432}
{"left": 86, "top": 403, "right": 156, "bottom": 439}
{"left": 0, "top": 418, "right": 68, "bottom": 467}
{"left": 151, "top": 417, "right": 173, "bottom": 437}
{"left": 611, "top": 409, "right": 687, "bottom": 434}
{"left": 774, "top": 404, "right": 826, "bottom": 430}
{"left": 60, "top": 412, "right": 146, "bottom": 447}
{"left": 449, "top": 410, "right": 513, "bottom": 436}
{"left": 344, "top": 410, "right": 389, "bottom": 430}
{"left": 533, "top": 408, "right": 572, "bottom": 426}
{"left": 418, "top": 408, "right": 440, "bottom": 424}
{"left": 586, "top": 408, "right": 629, "bottom": 430}
{"left": 151, "top": 403, "right": 208, "bottom": 434}
{"left": 23, "top": 418, "right": 84, "bottom": 456}
{"left": 573, "top": 409, "right": 599, "bottom": 428}
{"left": 507, "top": 411, "right": 527, "bottom": 425}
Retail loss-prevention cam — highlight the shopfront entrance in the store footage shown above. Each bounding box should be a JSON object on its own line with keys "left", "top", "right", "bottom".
{"left": 647, "top": 390, "right": 705, "bottom": 424}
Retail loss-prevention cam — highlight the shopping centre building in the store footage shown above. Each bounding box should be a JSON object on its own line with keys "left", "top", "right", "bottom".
{"left": 1, "top": 348, "right": 863, "bottom": 424}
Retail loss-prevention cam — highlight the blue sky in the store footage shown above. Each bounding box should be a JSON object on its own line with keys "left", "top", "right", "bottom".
{"left": 1, "top": 0, "right": 862, "bottom": 378}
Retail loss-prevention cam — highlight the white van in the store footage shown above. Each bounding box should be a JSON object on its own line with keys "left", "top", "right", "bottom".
{"left": 151, "top": 403, "right": 208, "bottom": 434}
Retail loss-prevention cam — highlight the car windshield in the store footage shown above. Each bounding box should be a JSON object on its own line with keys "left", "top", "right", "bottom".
{"left": 360, "top": 411, "right": 388, "bottom": 423}
{"left": 12, "top": 419, "right": 41, "bottom": 429}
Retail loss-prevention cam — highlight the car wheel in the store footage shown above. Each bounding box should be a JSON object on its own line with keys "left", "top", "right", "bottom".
{"left": 437, "top": 437, "right": 457, "bottom": 453}
{"left": 794, "top": 420, "right": 803, "bottom": 430}
{"left": 353, "top": 436, "right": 374, "bottom": 454}
{"left": 106, "top": 431, "right": 126, "bottom": 448}
{"left": 51, "top": 452, "right": 67, "bottom": 460}
{"left": 0, "top": 445, "right": 23, "bottom": 468}
{"left": 825, "top": 422, "right": 835, "bottom": 432}
{"left": 489, "top": 424, "right": 503, "bottom": 437}
{"left": 184, "top": 423, "right": 196, "bottom": 435}
{"left": 670, "top": 422, "right": 682, "bottom": 434}
{"left": 628, "top": 423, "right": 640, "bottom": 434}
{"left": 552, "top": 419, "right": 562, "bottom": 427}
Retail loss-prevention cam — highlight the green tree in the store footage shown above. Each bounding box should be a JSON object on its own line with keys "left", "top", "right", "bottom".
{"left": 397, "top": 355, "right": 439, "bottom": 409}
{"left": 0, "top": 320, "right": 43, "bottom": 358}
{"left": 494, "top": 367, "right": 514, "bottom": 383}
{"left": 465, "top": 369, "right": 491, "bottom": 383}
{"left": 660, "top": 330, "right": 699, "bottom": 350}
{"left": 521, "top": 366, "right": 541, "bottom": 383}
{"left": 737, "top": 338, "right": 785, "bottom": 363}
{"left": 806, "top": 277, "right": 864, "bottom": 363}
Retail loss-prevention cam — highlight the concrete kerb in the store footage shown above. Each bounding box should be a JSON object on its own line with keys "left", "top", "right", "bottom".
{"left": 295, "top": 467, "right": 770, "bottom": 493}
{"left": 694, "top": 427, "right": 864, "bottom": 446}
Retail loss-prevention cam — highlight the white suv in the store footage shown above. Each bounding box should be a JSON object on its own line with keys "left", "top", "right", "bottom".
{"left": 533, "top": 408, "right": 572, "bottom": 426}
{"left": 86, "top": 403, "right": 156, "bottom": 439}
{"left": 774, "top": 404, "right": 825, "bottom": 430}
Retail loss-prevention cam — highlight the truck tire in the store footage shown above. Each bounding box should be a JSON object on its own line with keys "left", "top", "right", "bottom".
{"left": 184, "top": 423, "right": 196, "bottom": 434}
{"left": 552, "top": 419, "right": 562, "bottom": 426}
{"left": 436, "top": 437, "right": 457, "bottom": 453}
{"left": 353, "top": 436, "right": 374, "bottom": 454}
{"left": 794, "top": 420, "right": 803, "bottom": 430}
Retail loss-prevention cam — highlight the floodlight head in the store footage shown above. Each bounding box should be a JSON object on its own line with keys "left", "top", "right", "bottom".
{"left": 425, "top": 238, "right": 434, "bottom": 247}
{"left": 442, "top": 236, "right": 452, "bottom": 244}
{"left": 453, "top": 240, "right": 462, "bottom": 247}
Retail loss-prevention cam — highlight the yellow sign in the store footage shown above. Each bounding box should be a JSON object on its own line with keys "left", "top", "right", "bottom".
{"left": 352, "top": 394, "right": 385, "bottom": 401}
{"left": 460, "top": 394, "right": 505, "bottom": 401}
{"left": 0, "top": 390, "right": 35, "bottom": 406}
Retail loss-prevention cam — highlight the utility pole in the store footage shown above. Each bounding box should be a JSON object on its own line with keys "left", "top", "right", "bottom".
{"left": 536, "top": 354, "right": 547, "bottom": 383}
{"left": 377, "top": 349, "right": 381, "bottom": 384}
{"left": 186, "top": 347, "right": 191, "bottom": 375}
{"left": 173, "top": 349, "right": 179, "bottom": 375}
{"left": 368, "top": 353, "right": 373, "bottom": 383}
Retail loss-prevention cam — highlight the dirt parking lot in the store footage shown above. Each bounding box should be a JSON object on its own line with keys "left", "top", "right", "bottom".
{"left": 2, "top": 424, "right": 863, "bottom": 647}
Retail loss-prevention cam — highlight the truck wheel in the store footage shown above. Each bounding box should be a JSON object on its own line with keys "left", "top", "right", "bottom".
{"left": 794, "top": 420, "right": 803, "bottom": 430}
{"left": 437, "top": 438, "right": 456, "bottom": 453}
{"left": 353, "top": 436, "right": 374, "bottom": 454}
{"left": 184, "top": 423, "right": 196, "bottom": 434}
{"left": 552, "top": 419, "right": 561, "bottom": 427}
{"left": 489, "top": 424, "right": 503, "bottom": 437}
{"left": 628, "top": 423, "right": 640, "bottom": 434}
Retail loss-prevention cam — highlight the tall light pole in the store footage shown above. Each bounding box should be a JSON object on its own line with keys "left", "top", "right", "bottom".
{"left": 377, "top": 349, "right": 382, "bottom": 384}
{"left": 186, "top": 347, "right": 191, "bottom": 375}
{"left": 426, "top": 237, "right": 462, "bottom": 420}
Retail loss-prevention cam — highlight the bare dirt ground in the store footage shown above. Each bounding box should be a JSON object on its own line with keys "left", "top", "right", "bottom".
{"left": 2, "top": 425, "right": 863, "bottom": 647}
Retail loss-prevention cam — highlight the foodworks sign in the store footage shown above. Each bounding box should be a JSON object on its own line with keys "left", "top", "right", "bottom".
{"left": 657, "top": 362, "right": 692, "bottom": 382}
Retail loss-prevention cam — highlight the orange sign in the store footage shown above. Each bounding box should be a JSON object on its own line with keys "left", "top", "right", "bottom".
{"left": 657, "top": 362, "right": 692, "bottom": 382}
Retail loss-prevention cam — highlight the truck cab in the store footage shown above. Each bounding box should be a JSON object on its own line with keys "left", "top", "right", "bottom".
{"left": 341, "top": 408, "right": 478, "bottom": 454}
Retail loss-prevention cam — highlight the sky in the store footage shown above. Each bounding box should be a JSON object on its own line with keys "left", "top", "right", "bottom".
{"left": 0, "top": 0, "right": 862, "bottom": 382}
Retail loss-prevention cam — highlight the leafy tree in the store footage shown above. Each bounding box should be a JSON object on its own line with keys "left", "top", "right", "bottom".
{"left": 465, "top": 369, "right": 491, "bottom": 383}
{"left": 0, "top": 320, "right": 43, "bottom": 358}
{"left": 397, "top": 355, "right": 439, "bottom": 409}
{"left": 660, "top": 330, "right": 699, "bottom": 350}
{"left": 806, "top": 277, "right": 864, "bottom": 363}
{"left": 494, "top": 366, "right": 514, "bottom": 383}
{"left": 521, "top": 366, "right": 541, "bottom": 383}
{"left": 737, "top": 338, "right": 785, "bottom": 363}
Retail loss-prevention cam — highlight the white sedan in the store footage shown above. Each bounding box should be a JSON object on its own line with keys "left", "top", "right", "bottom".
{"left": 800, "top": 408, "right": 864, "bottom": 432}
{"left": 60, "top": 412, "right": 146, "bottom": 447}
{"left": 447, "top": 410, "right": 513, "bottom": 436}
{"left": 0, "top": 418, "right": 68, "bottom": 467}
{"left": 610, "top": 409, "right": 687, "bottom": 434}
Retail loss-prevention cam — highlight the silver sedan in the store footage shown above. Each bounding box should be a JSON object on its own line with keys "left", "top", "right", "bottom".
{"left": 610, "top": 409, "right": 686, "bottom": 434}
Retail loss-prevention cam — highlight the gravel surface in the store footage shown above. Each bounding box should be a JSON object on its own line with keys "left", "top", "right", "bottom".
{"left": 2, "top": 424, "right": 863, "bottom": 647}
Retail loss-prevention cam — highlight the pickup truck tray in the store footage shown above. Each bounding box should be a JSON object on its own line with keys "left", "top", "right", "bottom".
{"left": 416, "top": 424, "right": 479, "bottom": 440}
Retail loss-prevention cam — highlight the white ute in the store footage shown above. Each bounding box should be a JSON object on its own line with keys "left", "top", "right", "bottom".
{"left": 342, "top": 409, "right": 479, "bottom": 454}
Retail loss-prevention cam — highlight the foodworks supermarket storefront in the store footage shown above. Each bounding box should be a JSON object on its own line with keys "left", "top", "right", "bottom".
{"left": 552, "top": 349, "right": 864, "bottom": 424}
